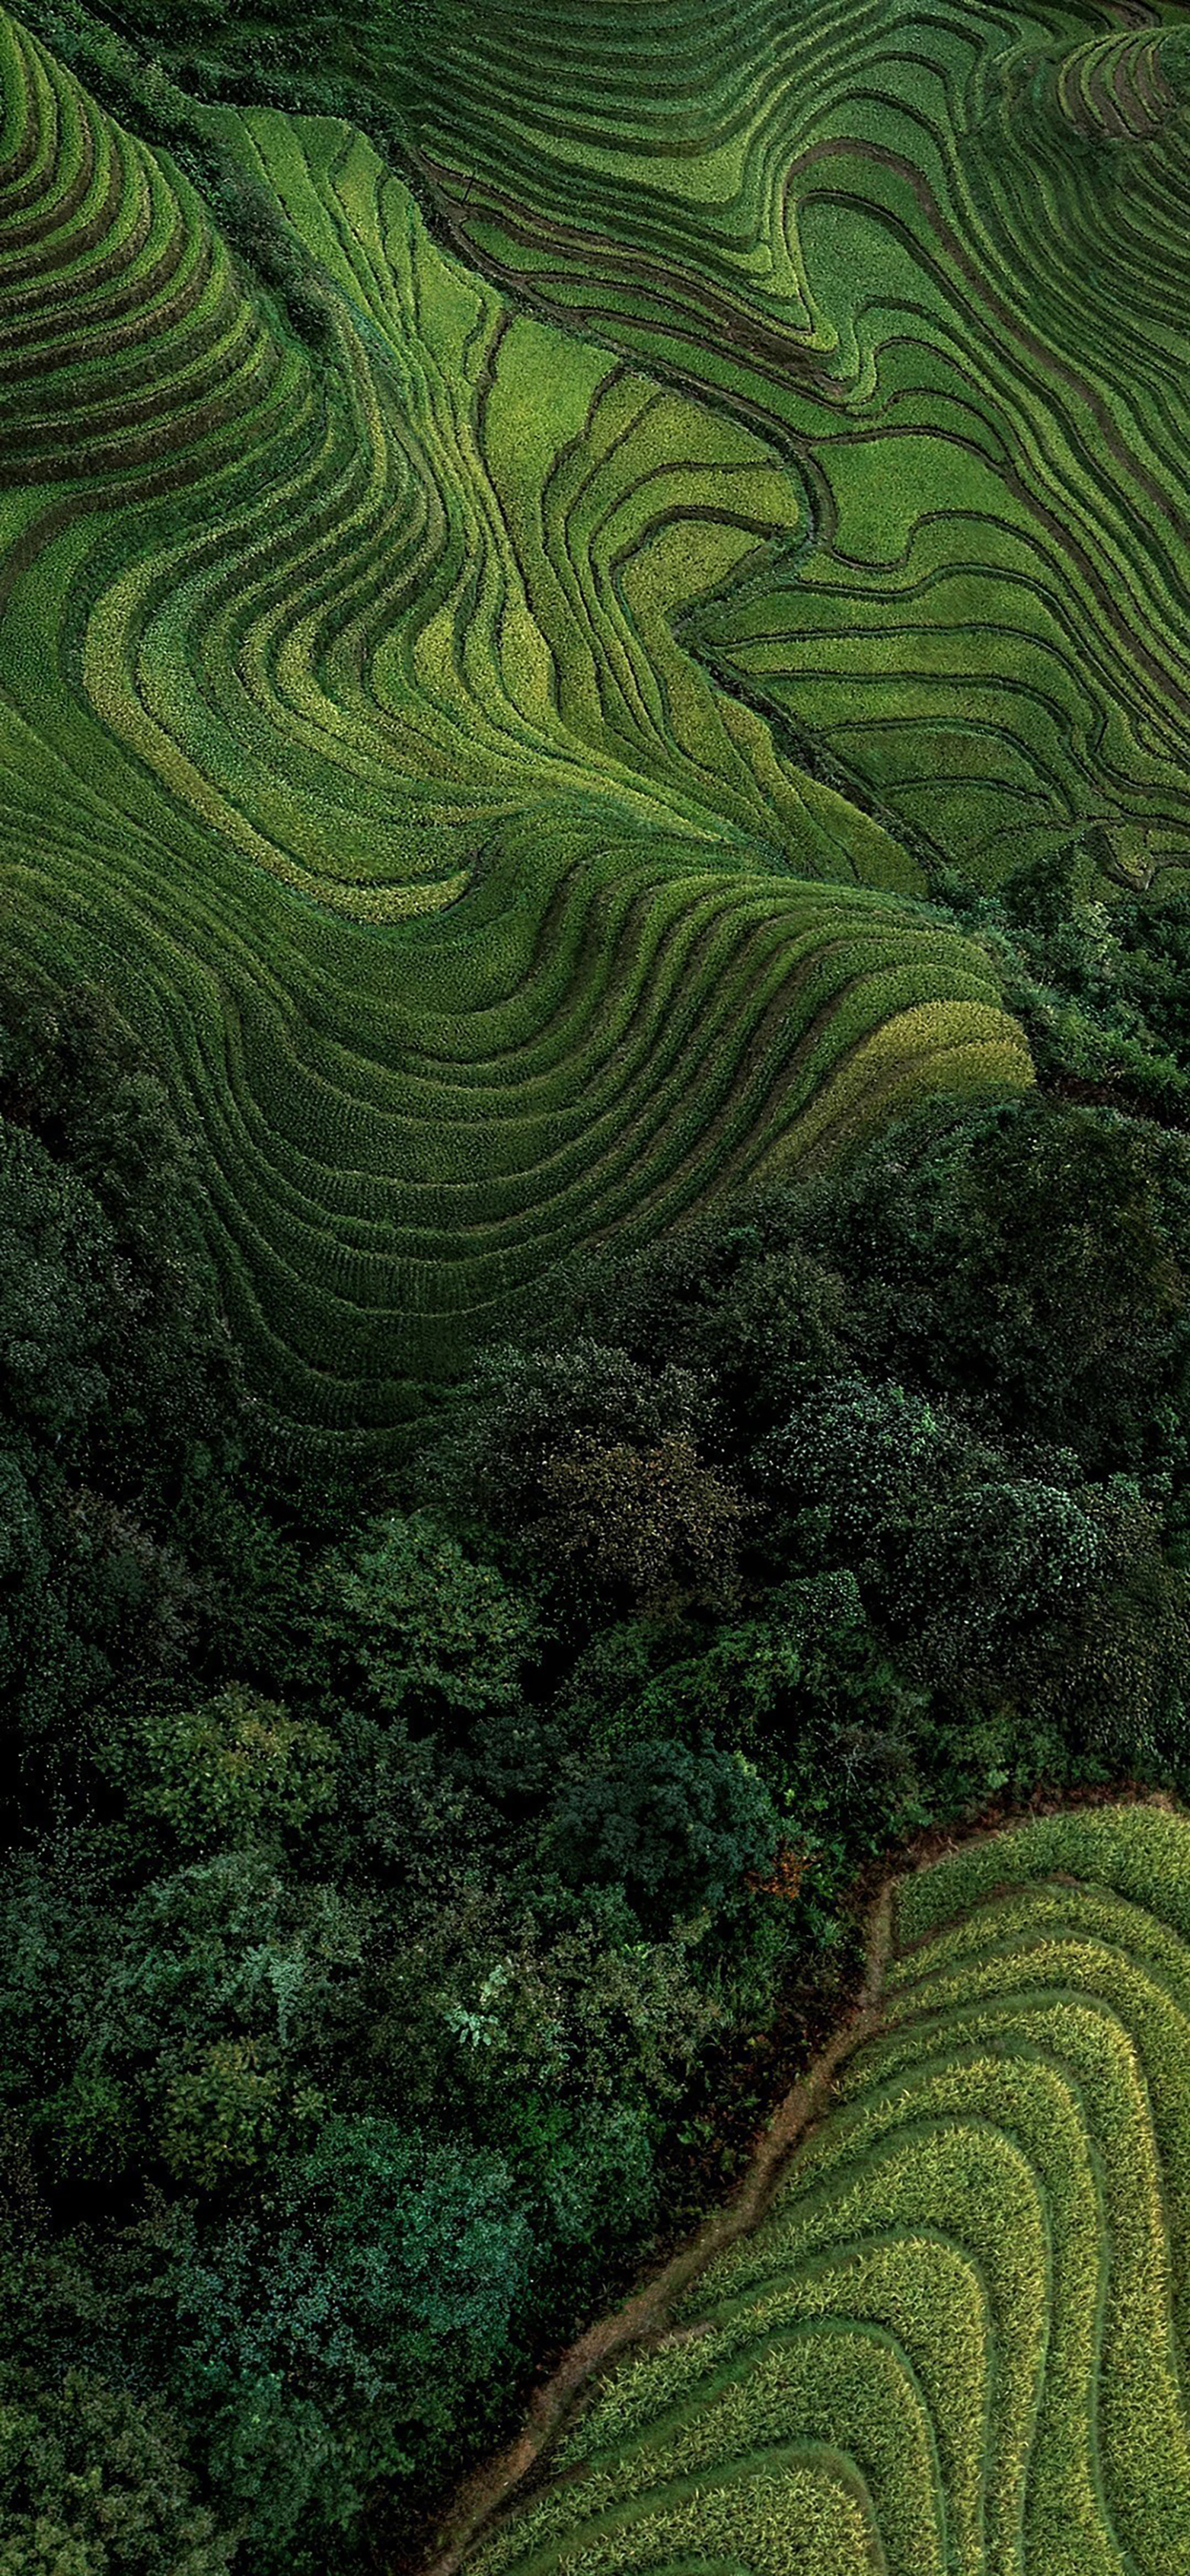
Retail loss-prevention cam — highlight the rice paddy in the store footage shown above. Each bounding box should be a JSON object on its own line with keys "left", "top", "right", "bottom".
{"left": 408, "top": 0, "right": 1190, "bottom": 893}
{"left": 463, "top": 1801, "right": 1190, "bottom": 2576}
{"left": 0, "top": 5, "right": 1042, "bottom": 1444}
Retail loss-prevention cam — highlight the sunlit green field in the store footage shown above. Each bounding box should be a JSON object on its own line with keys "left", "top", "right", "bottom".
{"left": 0, "top": 3, "right": 1049, "bottom": 1449}
{"left": 12, "top": 0, "right": 1190, "bottom": 1448}
{"left": 471, "top": 1802, "right": 1190, "bottom": 2576}
{"left": 11, "top": 1, "right": 1190, "bottom": 1449}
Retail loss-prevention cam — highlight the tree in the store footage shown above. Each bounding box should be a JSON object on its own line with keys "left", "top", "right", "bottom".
{"left": 317, "top": 1512, "right": 538, "bottom": 1732}
{"left": 760, "top": 1374, "right": 1105, "bottom": 1681}
{"left": 148, "top": 2121, "right": 535, "bottom": 2559}
{"left": 539, "top": 1431, "right": 746, "bottom": 1612}
{"left": 0, "top": 2370, "right": 233, "bottom": 2575}
{"left": 810, "top": 1098, "right": 1190, "bottom": 1472}
{"left": 543, "top": 1737, "right": 779, "bottom": 1934}
{"left": 101, "top": 1688, "right": 338, "bottom": 1854}
{"left": 0, "top": 979, "right": 282, "bottom": 1770}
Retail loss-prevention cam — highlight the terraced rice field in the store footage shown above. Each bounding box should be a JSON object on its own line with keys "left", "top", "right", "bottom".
{"left": 463, "top": 1801, "right": 1190, "bottom": 2576}
{"left": 20, "top": 0, "right": 1190, "bottom": 1440}
{"left": 410, "top": 0, "right": 1190, "bottom": 893}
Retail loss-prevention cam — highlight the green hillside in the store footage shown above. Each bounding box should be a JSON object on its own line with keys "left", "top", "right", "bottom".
{"left": 0, "top": 5, "right": 1038, "bottom": 1449}
{"left": 11, "top": 2, "right": 1190, "bottom": 1445}
{"left": 466, "top": 1801, "right": 1190, "bottom": 2576}
{"left": 405, "top": 0, "right": 1190, "bottom": 890}
{"left": 12, "top": 8, "right": 1190, "bottom": 2565}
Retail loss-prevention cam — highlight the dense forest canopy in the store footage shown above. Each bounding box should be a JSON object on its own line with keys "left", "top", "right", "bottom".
{"left": 8, "top": 904, "right": 1190, "bottom": 2565}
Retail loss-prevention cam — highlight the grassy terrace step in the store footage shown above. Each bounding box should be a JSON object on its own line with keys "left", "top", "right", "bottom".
{"left": 407, "top": 0, "right": 1190, "bottom": 892}
{"left": 0, "top": 8, "right": 1030, "bottom": 1444}
{"left": 464, "top": 1802, "right": 1190, "bottom": 2576}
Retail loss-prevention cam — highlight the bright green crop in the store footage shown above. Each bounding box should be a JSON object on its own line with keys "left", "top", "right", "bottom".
{"left": 0, "top": 6, "right": 1031, "bottom": 1449}
{"left": 470, "top": 1802, "right": 1190, "bottom": 2576}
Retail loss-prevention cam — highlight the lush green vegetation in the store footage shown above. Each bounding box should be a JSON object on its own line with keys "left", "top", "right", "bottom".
{"left": 8, "top": 911, "right": 1190, "bottom": 2565}
{"left": 8, "top": 0, "right": 1190, "bottom": 1449}
{"left": 474, "top": 1802, "right": 1190, "bottom": 2576}
{"left": 395, "top": 0, "right": 1190, "bottom": 891}
{"left": 1, "top": 0, "right": 1046, "bottom": 1451}
{"left": 8, "top": 0, "right": 1190, "bottom": 2567}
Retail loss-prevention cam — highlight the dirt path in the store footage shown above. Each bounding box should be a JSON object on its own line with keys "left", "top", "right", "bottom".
{"left": 418, "top": 1876, "right": 895, "bottom": 2576}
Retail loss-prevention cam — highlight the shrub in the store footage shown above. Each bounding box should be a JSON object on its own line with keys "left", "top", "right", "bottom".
{"left": 103, "top": 1688, "right": 338, "bottom": 1851}
{"left": 318, "top": 1514, "right": 538, "bottom": 1732}
{"left": 0, "top": 2370, "right": 233, "bottom": 2575}
{"left": 543, "top": 1738, "right": 780, "bottom": 1935}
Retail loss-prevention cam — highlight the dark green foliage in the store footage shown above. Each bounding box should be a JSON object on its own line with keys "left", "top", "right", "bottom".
{"left": 551, "top": 1225, "right": 850, "bottom": 1444}
{"left": 999, "top": 842, "right": 1083, "bottom": 940}
{"left": 443, "top": 1342, "right": 743, "bottom": 1617}
{"left": 446, "top": 1341, "right": 713, "bottom": 1534}
{"left": 8, "top": 905, "right": 1190, "bottom": 2565}
{"left": 538, "top": 1435, "right": 747, "bottom": 1617}
{"left": 102, "top": 1690, "right": 340, "bottom": 1856}
{"left": 439, "top": 1081, "right": 1190, "bottom": 1777}
{"left": 0, "top": 968, "right": 774, "bottom": 2558}
{"left": 0, "top": 979, "right": 295, "bottom": 1768}
{"left": 759, "top": 1374, "right": 1106, "bottom": 1674}
{"left": 11, "top": 1014, "right": 1190, "bottom": 2571}
{"left": 151, "top": 2123, "right": 537, "bottom": 2557}
{"left": 0, "top": 2371, "right": 233, "bottom": 2574}
{"left": 14, "top": 1845, "right": 370, "bottom": 2191}
{"left": 317, "top": 1511, "right": 539, "bottom": 1732}
{"left": 0, "top": 1124, "right": 114, "bottom": 1454}
{"left": 0, "top": 981, "right": 229, "bottom": 1491}
{"left": 809, "top": 1097, "right": 1190, "bottom": 1473}
{"left": 932, "top": 860, "right": 1190, "bottom": 1125}
{"left": 544, "top": 1739, "right": 780, "bottom": 1934}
